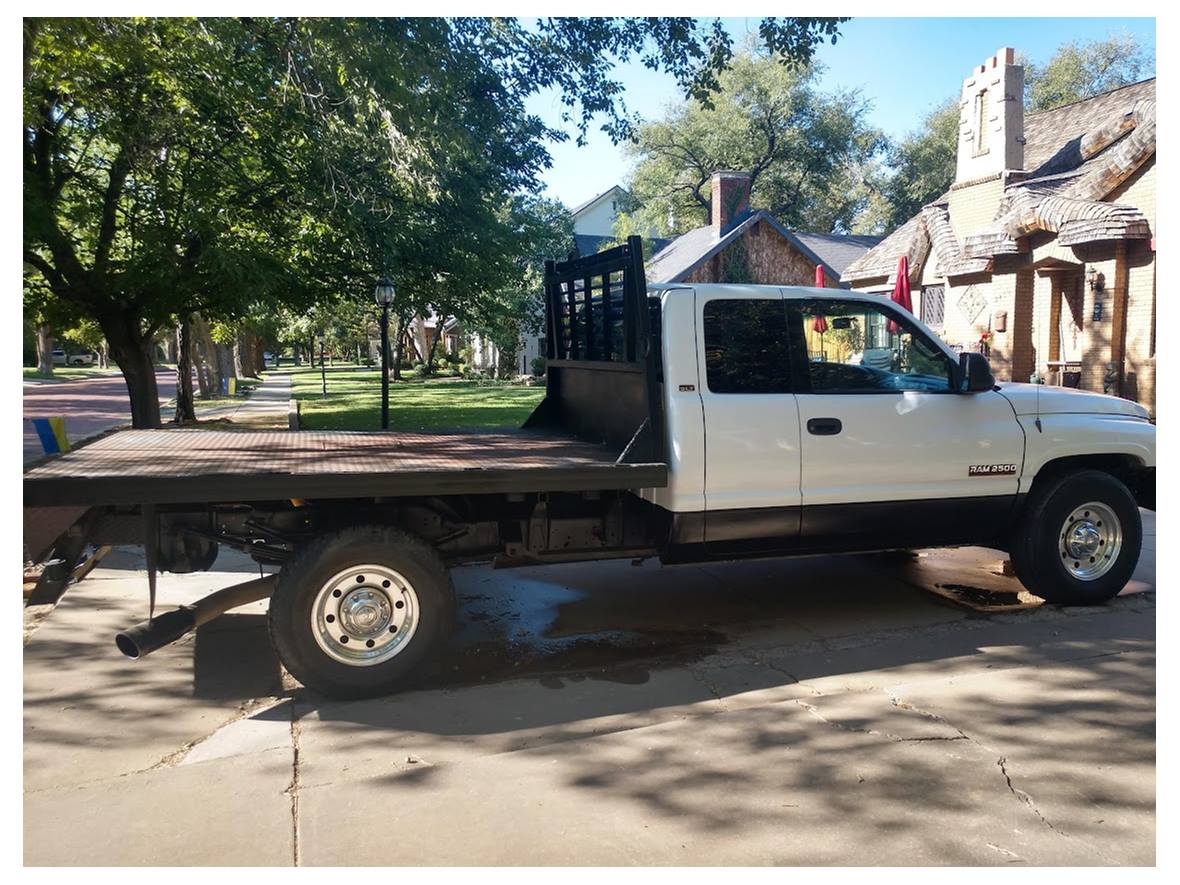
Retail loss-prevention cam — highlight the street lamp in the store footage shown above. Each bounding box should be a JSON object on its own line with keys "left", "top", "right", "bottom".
{"left": 318, "top": 333, "right": 327, "bottom": 398}
{"left": 374, "top": 276, "right": 396, "bottom": 430}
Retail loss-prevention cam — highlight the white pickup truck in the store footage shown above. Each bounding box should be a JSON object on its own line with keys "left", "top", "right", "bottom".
{"left": 23, "top": 238, "right": 1155, "bottom": 698}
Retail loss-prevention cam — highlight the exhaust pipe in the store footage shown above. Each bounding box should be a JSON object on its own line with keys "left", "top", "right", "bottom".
{"left": 115, "top": 575, "right": 277, "bottom": 660}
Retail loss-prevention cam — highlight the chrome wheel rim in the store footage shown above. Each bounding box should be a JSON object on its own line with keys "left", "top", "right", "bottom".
{"left": 1059, "top": 501, "right": 1123, "bottom": 581}
{"left": 311, "top": 565, "right": 419, "bottom": 666}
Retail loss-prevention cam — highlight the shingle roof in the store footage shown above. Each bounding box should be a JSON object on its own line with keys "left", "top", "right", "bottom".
{"left": 792, "top": 232, "right": 883, "bottom": 276}
{"left": 645, "top": 211, "right": 878, "bottom": 284}
{"left": 844, "top": 78, "right": 1156, "bottom": 285}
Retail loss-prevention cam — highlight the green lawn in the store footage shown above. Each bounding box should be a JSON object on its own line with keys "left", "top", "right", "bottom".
{"left": 290, "top": 365, "right": 544, "bottom": 431}
{"left": 23, "top": 366, "right": 121, "bottom": 382}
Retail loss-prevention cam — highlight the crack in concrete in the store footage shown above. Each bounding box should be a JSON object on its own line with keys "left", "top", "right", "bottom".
{"left": 742, "top": 649, "right": 823, "bottom": 696}
{"left": 149, "top": 696, "right": 286, "bottom": 770}
{"left": 997, "top": 755, "right": 1064, "bottom": 836}
{"left": 286, "top": 708, "right": 302, "bottom": 867}
{"left": 792, "top": 698, "right": 968, "bottom": 744}
{"left": 686, "top": 666, "right": 729, "bottom": 711}
{"left": 885, "top": 692, "right": 974, "bottom": 742}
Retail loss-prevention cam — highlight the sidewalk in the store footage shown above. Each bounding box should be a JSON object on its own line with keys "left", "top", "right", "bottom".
{"left": 184, "top": 372, "right": 292, "bottom": 428}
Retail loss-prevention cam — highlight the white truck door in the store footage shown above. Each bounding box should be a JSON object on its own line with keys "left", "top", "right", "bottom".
{"left": 695, "top": 286, "right": 802, "bottom": 544}
{"left": 791, "top": 296, "right": 1025, "bottom": 544}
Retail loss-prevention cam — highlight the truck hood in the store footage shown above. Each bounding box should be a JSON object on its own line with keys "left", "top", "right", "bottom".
{"left": 996, "top": 383, "right": 1150, "bottom": 419}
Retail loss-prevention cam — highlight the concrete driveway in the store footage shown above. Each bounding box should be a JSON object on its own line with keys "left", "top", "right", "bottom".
{"left": 24, "top": 515, "right": 1155, "bottom": 866}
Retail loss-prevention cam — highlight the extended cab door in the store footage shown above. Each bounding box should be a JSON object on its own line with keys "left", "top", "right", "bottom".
{"left": 695, "top": 286, "right": 802, "bottom": 546}
{"left": 789, "top": 296, "right": 1025, "bottom": 548}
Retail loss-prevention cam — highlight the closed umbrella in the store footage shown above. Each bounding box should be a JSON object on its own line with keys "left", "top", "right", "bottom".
{"left": 888, "top": 255, "right": 912, "bottom": 334}
{"left": 812, "top": 312, "right": 828, "bottom": 358}
{"left": 815, "top": 264, "right": 826, "bottom": 288}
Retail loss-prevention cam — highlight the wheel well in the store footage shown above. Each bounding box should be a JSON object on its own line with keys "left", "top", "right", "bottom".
{"left": 1031, "top": 454, "right": 1154, "bottom": 510}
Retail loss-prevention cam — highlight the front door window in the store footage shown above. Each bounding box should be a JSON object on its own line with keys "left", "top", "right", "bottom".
{"left": 799, "top": 300, "right": 954, "bottom": 393}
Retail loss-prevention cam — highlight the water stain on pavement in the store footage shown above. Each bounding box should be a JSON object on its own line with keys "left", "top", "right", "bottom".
{"left": 428, "top": 572, "right": 728, "bottom": 688}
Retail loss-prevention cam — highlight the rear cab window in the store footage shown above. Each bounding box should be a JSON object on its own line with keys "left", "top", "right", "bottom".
{"left": 702, "top": 299, "right": 792, "bottom": 393}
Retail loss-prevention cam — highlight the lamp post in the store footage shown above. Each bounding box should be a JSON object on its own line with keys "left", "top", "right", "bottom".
{"left": 318, "top": 334, "right": 327, "bottom": 398}
{"left": 374, "top": 277, "right": 396, "bottom": 430}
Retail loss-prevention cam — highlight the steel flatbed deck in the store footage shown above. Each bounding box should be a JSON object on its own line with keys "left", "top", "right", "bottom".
{"left": 23, "top": 428, "right": 668, "bottom": 507}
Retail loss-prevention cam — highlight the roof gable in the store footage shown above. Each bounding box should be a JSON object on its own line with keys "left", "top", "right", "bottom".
{"left": 645, "top": 210, "right": 876, "bottom": 284}
{"left": 569, "top": 185, "right": 628, "bottom": 219}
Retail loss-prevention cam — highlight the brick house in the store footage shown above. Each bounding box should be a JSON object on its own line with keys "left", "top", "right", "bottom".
{"left": 646, "top": 171, "right": 881, "bottom": 286}
{"left": 844, "top": 49, "right": 1156, "bottom": 415}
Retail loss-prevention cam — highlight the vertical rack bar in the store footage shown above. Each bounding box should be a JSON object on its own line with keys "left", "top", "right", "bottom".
{"left": 584, "top": 274, "right": 596, "bottom": 359}
{"left": 601, "top": 271, "right": 613, "bottom": 360}
{"left": 566, "top": 278, "right": 579, "bottom": 360}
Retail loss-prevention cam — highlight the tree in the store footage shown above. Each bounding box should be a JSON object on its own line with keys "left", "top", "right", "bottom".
{"left": 464, "top": 195, "right": 574, "bottom": 378}
{"left": 620, "top": 48, "right": 885, "bottom": 237}
{"left": 1024, "top": 32, "right": 1153, "bottom": 112}
{"left": 25, "top": 18, "right": 847, "bottom": 426}
{"left": 879, "top": 97, "right": 960, "bottom": 229}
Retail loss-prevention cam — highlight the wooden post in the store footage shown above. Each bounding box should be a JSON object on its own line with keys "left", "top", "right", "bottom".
{"left": 1110, "top": 241, "right": 1129, "bottom": 396}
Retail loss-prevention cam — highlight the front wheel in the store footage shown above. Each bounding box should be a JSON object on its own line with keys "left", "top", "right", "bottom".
{"left": 1010, "top": 470, "right": 1142, "bottom": 605}
{"left": 268, "top": 525, "right": 455, "bottom": 699}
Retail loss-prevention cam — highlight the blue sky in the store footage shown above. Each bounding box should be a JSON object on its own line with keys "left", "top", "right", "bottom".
{"left": 530, "top": 17, "right": 1156, "bottom": 210}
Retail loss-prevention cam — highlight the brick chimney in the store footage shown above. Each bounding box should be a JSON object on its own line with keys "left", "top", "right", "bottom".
{"left": 956, "top": 47, "right": 1024, "bottom": 182}
{"left": 711, "top": 171, "right": 751, "bottom": 237}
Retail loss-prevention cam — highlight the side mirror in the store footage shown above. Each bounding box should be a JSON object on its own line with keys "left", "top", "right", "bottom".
{"left": 958, "top": 352, "right": 995, "bottom": 393}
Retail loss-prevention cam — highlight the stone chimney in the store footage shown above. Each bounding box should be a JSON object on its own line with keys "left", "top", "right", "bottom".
{"left": 711, "top": 171, "right": 751, "bottom": 237}
{"left": 956, "top": 47, "right": 1024, "bottom": 182}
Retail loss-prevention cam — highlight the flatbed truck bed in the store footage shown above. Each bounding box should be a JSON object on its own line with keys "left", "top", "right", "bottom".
{"left": 23, "top": 427, "right": 667, "bottom": 507}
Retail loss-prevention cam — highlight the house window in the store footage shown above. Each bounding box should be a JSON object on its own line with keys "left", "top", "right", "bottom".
{"left": 921, "top": 285, "right": 946, "bottom": 331}
{"left": 702, "top": 299, "right": 792, "bottom": 394}
{"left": 974, "top": 90, "right": 989, "bottom": 156}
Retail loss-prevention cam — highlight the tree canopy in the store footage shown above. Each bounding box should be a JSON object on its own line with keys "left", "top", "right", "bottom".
{"left": 1023, "top": 31, "right": 1153, "bottom": 113}
{"left": 24, "top": 16, "right": 848, "bottom": 425}
{"left": 620, "top": 48, "right": 885, "bottom": 237}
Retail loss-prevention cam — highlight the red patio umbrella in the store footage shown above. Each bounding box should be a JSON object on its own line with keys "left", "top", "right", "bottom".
{"left": 811, "top": 309, "right": 828, "bottom": 358}
{"left": 815, "top": 264, "right": 826, "bottom": 288}
{"left": 888, "top": 255, "right": 912, "bottom": 334}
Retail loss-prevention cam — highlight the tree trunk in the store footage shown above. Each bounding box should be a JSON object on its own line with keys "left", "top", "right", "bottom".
{"left": 215, "top": 342, "right": 235, "bottom": 393}
{"left": 413, "top": 315, "right": 430, "bottom": 367}
{"left": 164, "top": 332, "right": 178, "bottom": 364}
{"left": 232, "top": 336, "right": 245, "bottom": 380}
{"left": 173, "top": 320, "right": 195, "bottom": 423}
{"left": 100, "top": 311, "right": 161, "bottom": 428}
{"left": 392, "top": 314, "right": 407, "bottom": 381}
{"left": 190, "top": 313, "right": 219, "bottom": 397}
{"left": 96, "top": 341, "right": 109, "bottom": 369}
{"left": 35, "top": 324, "right": 54, "bottom": 376}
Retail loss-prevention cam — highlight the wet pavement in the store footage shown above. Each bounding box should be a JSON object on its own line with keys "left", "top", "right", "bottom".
{"left": 23, "top": 513, "right": 1155, "bottom": 865}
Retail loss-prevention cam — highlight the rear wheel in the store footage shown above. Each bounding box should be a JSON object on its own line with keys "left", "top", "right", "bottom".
{"left": 268, "top": 525, "right": 454, "bottom": 699}
{"left": 1010, "top": 470, "right": 1141, "bottom": 605}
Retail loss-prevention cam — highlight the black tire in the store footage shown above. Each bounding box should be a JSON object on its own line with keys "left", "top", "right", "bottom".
{"left": 268, "top": 525, "right": 454, "bottom": 699}
{"left": 1010, "top": 469, "right": 1141, "bottom": 605}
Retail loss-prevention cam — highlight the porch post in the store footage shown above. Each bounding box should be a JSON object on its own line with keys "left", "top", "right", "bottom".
{"left": 1110, "top": 240, "right": 1129, "bottom": 397}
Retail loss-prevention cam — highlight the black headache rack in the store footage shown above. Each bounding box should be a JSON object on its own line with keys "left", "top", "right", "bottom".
{"left": 525, "top": 235, "right": 666, "bottom": 465}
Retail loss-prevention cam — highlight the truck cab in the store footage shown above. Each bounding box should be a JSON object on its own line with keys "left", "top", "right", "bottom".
{"left": 644, "top": 283, "right": 1154, "bottom": 565}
